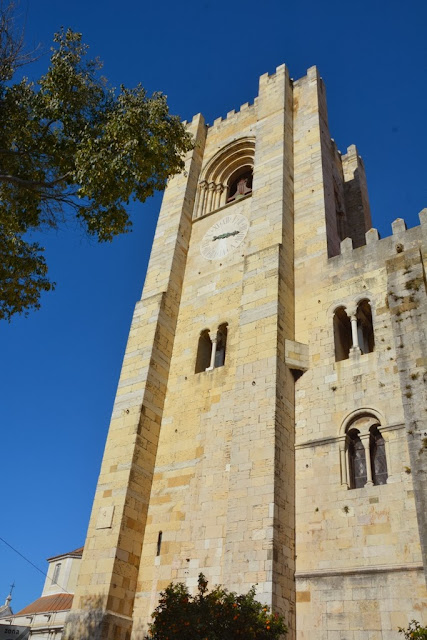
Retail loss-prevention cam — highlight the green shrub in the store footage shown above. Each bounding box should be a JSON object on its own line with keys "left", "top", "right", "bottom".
{"left": 145, "top": 573, "right": 287, "bottom": 639}
{"left": 398, "top": 620, "right": 427, "bottom": 640}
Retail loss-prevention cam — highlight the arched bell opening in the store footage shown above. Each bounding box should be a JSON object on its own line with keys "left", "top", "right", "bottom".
{"left": 227, "top": 166, "right": 253, "bottom": 203}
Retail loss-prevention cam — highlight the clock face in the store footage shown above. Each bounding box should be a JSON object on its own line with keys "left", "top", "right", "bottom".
{"left": 200, "top": 214, "right": 249, "bottom": 261}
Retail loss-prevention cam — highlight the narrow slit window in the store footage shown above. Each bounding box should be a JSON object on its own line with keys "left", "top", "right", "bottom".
{"left": 156, "top": 531, "right": 162, "bottom": 556}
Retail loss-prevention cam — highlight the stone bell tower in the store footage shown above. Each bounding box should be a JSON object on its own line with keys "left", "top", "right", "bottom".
{"left": 70, "top": 63, "right": 427, "bottom": 640}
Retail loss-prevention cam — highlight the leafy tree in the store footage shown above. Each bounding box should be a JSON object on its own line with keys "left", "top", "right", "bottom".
{"left": 0, "top": 5, "right": 193, "bottom": 320}
{"left": 399, "top": 621, "right": 427, "bottom": 640}
{"left": 144, "top": 573, "right": 287, "bottom": 640}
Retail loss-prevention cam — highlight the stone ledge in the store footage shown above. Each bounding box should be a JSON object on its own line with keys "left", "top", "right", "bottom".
{"left": 295, "top": 562, "right": 424, "bottom": 579}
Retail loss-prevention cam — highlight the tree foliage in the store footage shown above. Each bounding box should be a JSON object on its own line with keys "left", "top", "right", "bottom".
{"left": 0, "top": 5, "right": 193, "bottom": 320}
{"left": 399, "top": 621, "right": 427, "bottom": 640}
{"left": 144, "top": 573, "right": 287, "bottom": 640}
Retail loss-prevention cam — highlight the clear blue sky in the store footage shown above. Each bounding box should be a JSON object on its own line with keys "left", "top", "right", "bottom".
{"left": 1, "top": 0, "right": 426, "bottom": 613}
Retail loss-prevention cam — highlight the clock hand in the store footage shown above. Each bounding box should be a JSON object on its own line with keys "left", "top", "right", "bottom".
{"left": 212, "top": 230, "right": 240, "bottom": 241}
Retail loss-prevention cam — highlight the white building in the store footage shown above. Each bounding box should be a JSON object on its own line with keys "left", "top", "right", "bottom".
{"left": 0, "top": 547, "right": 82, "bottom": 639}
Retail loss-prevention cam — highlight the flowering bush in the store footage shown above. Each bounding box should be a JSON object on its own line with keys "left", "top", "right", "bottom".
{"left": 144, "top": 573, "right": 287, "bottom": 639}
{"left": 398, "top": 621, "right": 427, "bottom": 640}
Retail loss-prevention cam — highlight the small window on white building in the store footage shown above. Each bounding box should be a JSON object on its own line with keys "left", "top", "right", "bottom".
{"left": 52, "top": 562, "right": 61, "bottom": 585}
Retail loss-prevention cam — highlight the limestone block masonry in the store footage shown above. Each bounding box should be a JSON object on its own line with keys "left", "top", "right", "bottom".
{"left": 69, "top": 64, "right": 427, "bottom": 640}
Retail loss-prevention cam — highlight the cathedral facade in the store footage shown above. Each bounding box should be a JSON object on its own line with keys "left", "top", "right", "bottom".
{"left": 70, "top": 64, "right": 427, "bottom": 639}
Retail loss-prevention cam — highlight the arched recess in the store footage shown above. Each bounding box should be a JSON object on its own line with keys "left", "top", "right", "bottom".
{"left": 339, "top": 408, "right": 385, "bottom": 436}
{"left": 193, "top": 138, "right": 255, "bottom": 219}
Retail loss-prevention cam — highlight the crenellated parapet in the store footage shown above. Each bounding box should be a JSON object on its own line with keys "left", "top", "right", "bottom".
{"left": 338, "top": 208, "right": 427, "bottom": 268}
{"left": 337, "top": 208, "right": 427, "bottom": 266}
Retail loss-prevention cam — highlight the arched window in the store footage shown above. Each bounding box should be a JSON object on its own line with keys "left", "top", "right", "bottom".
{"left": 195, "top": 330, "right": 212, "bottom": 373}
{"left": 194, "top": 138, "right": 255, "bottom": 218}
{"left": 333, "top": 306, "right": 352, "bottom": 361}
{"left": 342, "top": 413, "right": 389, "bottom": 489}
{"left": 227, "top": 166, "right": 253, "bottom": 202}
{"left": 370, "top": 426, "right": 388, "bottom": 485}
{"left": 356, "top": 300, "right": 374, "bottom": 354}
{"left": 214, "top": 323, "right": 228, "bottom": 368}
{"left": 195, "top": 324, "right": 229, "bottom": 373}
{"left": 348, "top": 429, "right": 367, "bottom": 489}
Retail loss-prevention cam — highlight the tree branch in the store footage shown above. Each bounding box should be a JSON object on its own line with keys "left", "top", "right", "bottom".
{"left": 0, "top": 171, "right": 72, "bottom": 188}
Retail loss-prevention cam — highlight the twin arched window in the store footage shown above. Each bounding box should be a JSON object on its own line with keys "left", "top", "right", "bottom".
{"left": 195, "top": 324, "right": 228, "bottom": 373}
{"left": 343, "top": 417, "right": 388, "bottom": 489}
{"left": 333, "top": 299, "right": 374, "bottom": 361}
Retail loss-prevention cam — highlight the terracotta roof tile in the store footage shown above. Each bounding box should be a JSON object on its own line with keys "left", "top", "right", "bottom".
{"left": 15, "top": 594, "right": 73, "bottom": 615}
{"left": 47, "top": 546, "right": 83, "bottom": 562}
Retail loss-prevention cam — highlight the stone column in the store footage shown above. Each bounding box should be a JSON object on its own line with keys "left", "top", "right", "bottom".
{"left": 339, "top": 437, "right": 349, "bottom": 488}
{"left": 350, "top": 314, "right": 359, "bottom": 350}
{"left": 361, "top": 434, "right": 373, "bottom": 486}
{"left": 219, "top": 184, "right": 228, "bottom": 207}
{"left": 214, "top": 184, "right": 224, "bottom": 210}
{"left": 384, "top": 435, "right": 392, "bottom": 482}
{"left": 194, "top": 181, "right": 206, "bottom": 218}
{"left": 345, "top": 445, "right": 352, "bottom": 488}
{"left": 206, "top": 335, "right": 217, "bottom": 371}
{"left": 206, "top": 182, "right": 215, "bottom": 214}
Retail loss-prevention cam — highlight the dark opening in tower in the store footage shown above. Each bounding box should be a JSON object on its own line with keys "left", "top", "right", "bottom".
{"left": 227, "top": 166, "right": 253, "bottom": 202}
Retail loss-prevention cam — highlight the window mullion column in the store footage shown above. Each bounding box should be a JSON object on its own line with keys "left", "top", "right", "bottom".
{"left": 339, "top": 436, "right": 349, "bottom": 488}
{"left": 361, "top": 434, "right": 374, "bottom": 486}
{"left": 350, "top": 314, "right": 361, "bottom": 353}
{"left": 206, "top": 336, "right": 217, "bottom": 371}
